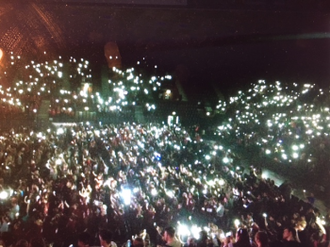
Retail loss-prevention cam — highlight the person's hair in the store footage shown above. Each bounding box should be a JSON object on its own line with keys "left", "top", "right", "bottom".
{"left": 296, "top": 220, "right": 307, "bottom": 230}
{"left": 29, "top": 238, "right": 45, "bottom": 247}
{"left": 133, "top": 237, "right": 144, "bottom": 247}
{"left": 164, "top": 226, "right": 176, "bottom": 238}
{"left": 78, "top": 232, "right": 91, "bottom": 246}
{"left": 99, "top": 229, "right": 113, "bottom": 244}
{"left": 236, "top": 228, "right": 250, "bottom": 246}
{"left": 15, "top": 239, "right": 29, "bottom": 247}
{"left": 255, "top": 231, "right": 268, "bottom": 246}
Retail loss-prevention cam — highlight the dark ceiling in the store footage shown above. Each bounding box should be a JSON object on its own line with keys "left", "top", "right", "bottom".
{"left": 1, "top": 1, "right": 330, "bottom": 94}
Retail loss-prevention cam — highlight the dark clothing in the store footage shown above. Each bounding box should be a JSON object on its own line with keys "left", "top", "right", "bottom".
{"left": 281, "top": 240, "right": 302, "bottom": 247}
{"left": 233, "top": 242, "right": 251, "bottom": 247}
{"left": 298, "top": 229, "right": 311, "bottom": 247}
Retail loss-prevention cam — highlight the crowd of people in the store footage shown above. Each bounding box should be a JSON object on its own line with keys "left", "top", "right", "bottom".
{"left": 0, "top": 121, "right": 328, "bottom": 247}
{"left": 0, "top": 54, "right": 330, "bottom": 247}
{"left": 0, "top": 54, "right": 170, "bottom": 121}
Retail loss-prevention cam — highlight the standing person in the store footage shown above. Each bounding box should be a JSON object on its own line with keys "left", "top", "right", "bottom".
{"left": 162, "top": 226, "right": 182, "bottom": 247}
{"left": 233, "top": 228, "right": 251, "bottom": 247}
{"left": 184, "top": 237, "right": 196, "bottom": 247}
{"left": 216, "top": 201, "right": 225, "bottom": 228}
{"left": 99, "top": 229, "right": 117, "bottom": 247}
{"left": 78, "top": 232, "right": 92, "bottom": 247}
{"left": 281, "top": 227, "right": 301, "bottom": 247}
{"left": 254, "top": 231, "right": 269, "bottom": 247}
{"left": 132, "top": 237, "right": 144, "bottom": 247}
{"left": 223, "top": 235, "right": 234, "bottom": 247}
{"left": 196, "top": 231, "right": 208, "bottom": 247}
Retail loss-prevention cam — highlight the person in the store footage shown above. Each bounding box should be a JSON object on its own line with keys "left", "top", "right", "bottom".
{"left": 0, "top": 216, "right": 10, "bottom": 234}
{"left": 254, "top": 231, "right": 269, "bottom": 247}
{"left": 216, "top": 201, "right": 225, "bottom": 223}
{"left": 133, "top": 237, "right": 144, "bottom": 247}
{"left": 28, "top": 237, "right": 45, "bottom": 247}
{"left": 184, "top": 237, "right": 196, "bottom": 247}
{"left": 295, "top": 218, "right": 310, "bottom": 247}
{"left": 14, "top": 239, "right": 28, "bottom": 247}
{"left": 162, "top": 227, "right": 182, "bottom": 247}
{"left": 233, "top": 228, "right": 251, "bottom": 247}
{"left": 281, "top": 227, "right": 301, "bottom": 247}
{"left": 223, "top": 235, "right": 233, "bottom": 247}
{"left": 196, "top": 231, "right": 208, "bottom": 247}
{"left": 99, "top": 229, "right": 117, "bottom": 247}
{"left": 78, "top": 232, "right": 92, "bottom": 247}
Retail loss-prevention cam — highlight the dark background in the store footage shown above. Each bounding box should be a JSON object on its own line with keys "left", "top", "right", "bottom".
{"left": 1, "top": 0, "right": 330, "bottom": 96}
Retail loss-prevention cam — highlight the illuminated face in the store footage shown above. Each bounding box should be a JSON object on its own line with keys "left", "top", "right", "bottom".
{"left": 163, "top": 231, "right": 169, "bottom": 242}
{"left": 282, "top": 229, "right": 290, "bottom": 240}
{"left": 104, "top": 42, "right": 122, "bottom": 69}
{"left": 78, "top": 240, "right": 86, "bottom": 247}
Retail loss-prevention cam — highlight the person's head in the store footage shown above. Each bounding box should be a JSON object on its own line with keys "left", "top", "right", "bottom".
{"left": 99, "top": 229, "right": 113, "bottom": 247}
{"left": 247, "top": 213, "right": 253, "bottom": 219}
{"left": 236, "top": 228, "right": 250, "bottom": 244}
{"left": 187, "top": 237, "right": 196, "bottom": 247}
{"left": 282, "top": 227, "right": 296, "bottom": 241}
{"left": 28, "top": 238, "right": 45, "bottom": 247}
{"left": 199, "top": 231, "right": 208, "bottom": 242}
{"left": 133, "top": 237, "right": 144, "bottom": 247}
{"left": 78, "top": 232, "right": 91, "bottom": 247}
{"left": 296, "top": 219, "right": 307, "bottom": 231}
{"left": 15, "top": 239, "right": 28, "bottom": 247}
{"left": 163, "top": 226, "right": 176, "bottom": 242}
{"left": 254, "top": 231, "right": 268, "bottom": 247}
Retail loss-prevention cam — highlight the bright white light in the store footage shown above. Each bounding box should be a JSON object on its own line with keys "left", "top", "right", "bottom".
{"left": 151, "top": 188, "right": 158, "bottom": 196}
{"left": 292, "top": 145, "right": 299, "bottom": 151}
{"left": 55, "top": 159, "right": 62, "bottom": 165}
{"left": 191, "top": 225, "right": 202, "bottom": 239}
{"left": 234, "top": 219, "right": 240, "bottom": 228}
{"left": 203, "top": 226, "right": 210, "bottom": 233}
{"left": 223, "top": 157, "right": 229, "bottom": 163}
{"left": 177, "top": 224, "right": 190, "bottom": 237}
{"left": 120, "top": 188, "right": 132, "bottom": 205}
{"left": 218, "top": 179, "right": 225, "bottom": 186}
{"left": 207, "top": 180, "right": 215, "bottom": 187}
{"left": 166, "top": 190, "right": 175, "bottom": 198}
{"left": 0, "top": 191, "right": 9, "bottom": 200}
{"left": 57, "top": 128, "right": 64, "bottom": 135}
